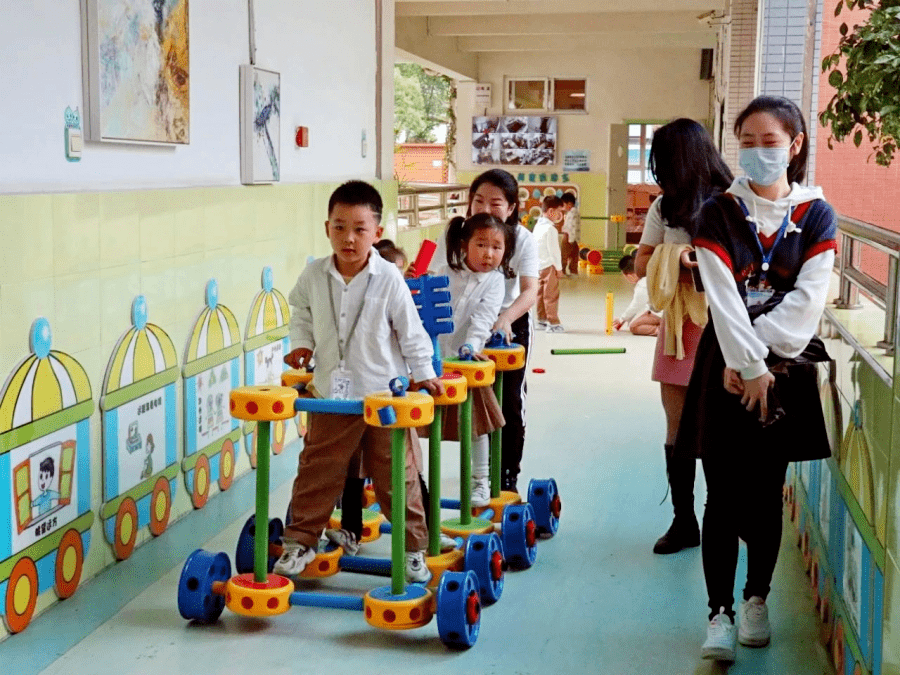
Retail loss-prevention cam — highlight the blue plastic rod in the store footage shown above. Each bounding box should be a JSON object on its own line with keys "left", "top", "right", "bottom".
{"left": 289, "top": 592, "right": 364, "bottom": 611}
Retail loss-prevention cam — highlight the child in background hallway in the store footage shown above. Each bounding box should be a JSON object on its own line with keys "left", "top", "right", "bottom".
{"left": 279, "top": 180, "right": 443, "bottom": 584}
{"left": 678, "top": 97, "right": 836, "bottom": 663}
{"left": 613, "top": 254, "right": 661, "bottom": 336}
{"left": 533, "top": 195, "right": 566, "bottom": 333}
{"left": 374, "top": 239, "right": 407, "bottom": 271}
{"left": 560, "top": 192, "right": 581, "bottom": 275}
{"left": 434, "top": 213, "right": 512, "bottom": 507}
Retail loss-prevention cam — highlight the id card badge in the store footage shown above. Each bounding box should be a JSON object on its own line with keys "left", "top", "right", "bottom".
{"left": 330, "top": 367, "right": 353, "bottom": 400}
{"left": 745, "top": 287, "right": 775, "bottom": 308}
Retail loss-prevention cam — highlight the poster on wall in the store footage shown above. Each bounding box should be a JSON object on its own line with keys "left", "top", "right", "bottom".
{"left": 82, "top": 0, "right": 190, "bottom": 144}
{"left": 563, "top": 150, "right": 590, "bottom": 172}
{"left": 472, "top": 116, "right": 556, "bottom": 166}
{"left": 240, "top": 65, "right": 281, "bottom": 184}
{"left": 843, "top": 518, "right": 863, "bottom": 637}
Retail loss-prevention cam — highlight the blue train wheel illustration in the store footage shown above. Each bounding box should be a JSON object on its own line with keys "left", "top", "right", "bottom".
{"left": 219, "top": 439, "right": 235, "bottom": 491}
{"left": 436, "top": 570, "right": 481, "bottom": 649}
{"left": 178, "top": 549, "right": 231, "bottom": 624}
{"left": 501, "top": 503, "right": 538, "bottom": 570}
{"left": 150, "top": 477, "right": 173, "bottom": 536}
{"left": 464, "top": 533, "right": 505, "bottom": 606}
{"left": 192, "top": 454, "right": 211, "bottom": 509}
{"left": 4, "top": 557, "right": 38, "bottom": 634}
{"left": 527, "top": 478, "right": 561, "bottom": 537}
{"left": 114, "top": 497, "right": 139, "bottom": 560}
{"left": 55, "top": 529, "right": 85, "bottom": 599}
{"left": 272, "top": 419, "right": 286, "bottom": 454}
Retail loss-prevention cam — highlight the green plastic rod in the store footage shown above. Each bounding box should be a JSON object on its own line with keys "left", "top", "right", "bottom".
{"left": 490, "top": 372, "right": 503, "bottom": 498}
{"left": 459, "top": 393, "right": 473, "bottom": 526}
{"left": 391, "top": 427, "right": 407, "bottom": 595}
{"left": 550, "top": 348, "right": 626, "bottom": 355}
{"left": 254, "top": 420, "right": 271, "bottom": 583}
{"left": 428, "top": 406, "right": 443, "bottom": 557}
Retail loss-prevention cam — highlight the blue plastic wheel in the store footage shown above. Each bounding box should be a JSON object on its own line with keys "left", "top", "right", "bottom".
{"left": 235, "top": 516, "right": 284, "bottom": 574}
{"left": 436, "top": 570, "right": 481, "bottom": 649}
{"left": 501, "top": 503, "right": 538, "bottom": 570}
{"left": 464, "top": 533, "right": 505, "bottom": 606}
{"left": 527, "top": 478, "right": 561, "bottom": 537}
{"left": 177, "top": 549, "right": 231, "bottom": 623}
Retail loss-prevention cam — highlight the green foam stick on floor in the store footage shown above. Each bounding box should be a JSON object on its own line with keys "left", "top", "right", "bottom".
{"left": 550, "top": 348, "right": 626, "bottom": 355}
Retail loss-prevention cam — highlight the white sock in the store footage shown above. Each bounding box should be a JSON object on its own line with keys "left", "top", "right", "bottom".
{"left": 472, "top": 434, "right": 489, "bottom": 479}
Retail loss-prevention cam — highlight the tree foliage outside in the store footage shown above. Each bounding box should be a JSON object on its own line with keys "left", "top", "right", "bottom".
{"left": 819, "top": 0, "right": 900, "bottom": 166}
{"left": 394, "top": 63, "right": 452, "bottom": 143}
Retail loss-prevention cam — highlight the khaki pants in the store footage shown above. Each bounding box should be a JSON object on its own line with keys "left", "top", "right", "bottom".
{"left": 561, "top": 238, "right": 580, "bottom": 275}
{"left": 537, "top": 266, "right": 561, "bottom": 324}
{"left": 284, "top": 412, "right": 429, "bottom": 551}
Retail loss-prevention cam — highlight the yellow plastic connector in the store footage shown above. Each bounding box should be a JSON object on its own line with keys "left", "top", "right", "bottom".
{"left": 230, "top": 386, "right": 298, "bottom": 421}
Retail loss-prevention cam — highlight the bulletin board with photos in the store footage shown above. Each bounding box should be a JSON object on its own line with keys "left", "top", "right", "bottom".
{"left": 472, "top": 116, "right": 557, "bottom": 166}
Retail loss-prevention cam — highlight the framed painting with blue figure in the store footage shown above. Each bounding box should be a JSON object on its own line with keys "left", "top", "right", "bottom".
{"left": 242, "top": 267, "right": 294, "bottom": 467}
{"left": 182, "top": 280, "right": 244, "bottom": 508}
{"left": 240, "top": 65, "right": 280, "bottom": 184}
{"left": 0, "top": 319, "right": 94, "bottom": 634}
{"left": 82, "top": 0, "right": 190, "bottom": 144}
{"left": 99, "top": 296, "right": 180, "bottom": 561}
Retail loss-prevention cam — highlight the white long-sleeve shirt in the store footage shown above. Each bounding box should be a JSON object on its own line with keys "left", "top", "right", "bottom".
{"left": 620, "top": 277, "right": 655, "bottom": 324}
{"left": 434, "top": 263, "right": 505, "bottom": 356}
{"left": 288, "top": 250, "right": 436, "bottom": 398}
{"left": 532, "top": 216, "right": 562, "bottom": 272}
{"left": 561, "top": 206, "right": 581, "bottom": 243}
{"left": 695, "top": 178, "right": 835, "bottom": 380}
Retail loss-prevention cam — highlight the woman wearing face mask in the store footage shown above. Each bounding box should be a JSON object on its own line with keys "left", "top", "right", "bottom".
{"left": 676, "top": 96, "right": 836, "bottom": 663}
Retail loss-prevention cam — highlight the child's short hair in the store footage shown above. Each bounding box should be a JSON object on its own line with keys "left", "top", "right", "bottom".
{"left": 618, "top": 254, "right": 635, "bottom": 275}
{"left": 541, "top": 195, "right": 563, "bottom": 212}
{"left": 560, "top": 193, "right": 577, "bottom": 206}
{"left": 445, "top": 213, "right": 515, "bottom": 278}
{"left": 374, "top": 239, "right": 407, "bottom": 266}
{"left": 328, "top": 180, "right": 383, "bottom": 223}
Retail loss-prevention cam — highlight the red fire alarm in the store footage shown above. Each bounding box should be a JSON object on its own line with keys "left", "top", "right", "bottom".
{"left": 295, "top": 126, "right": 309, "bottom": 147}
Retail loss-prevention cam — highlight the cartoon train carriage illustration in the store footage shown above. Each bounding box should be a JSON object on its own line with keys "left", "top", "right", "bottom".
{"left": 99, "top": 296, "right": 180, "bottom": 561}
{"left": 182, "top": 280, "right": 243, "bottom": 509}
{"left": 242, "top": 267, "right": 292, "bottom": 467}
{"left": 0, "top": 319, "right": 94, "bottom": 634}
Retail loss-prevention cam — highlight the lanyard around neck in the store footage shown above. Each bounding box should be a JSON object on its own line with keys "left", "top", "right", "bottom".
{"left": 327, "top": 271, "right": 372, "bottom": 366}
{"left": 734, "top": 196, "right": 792, "bottom": 284}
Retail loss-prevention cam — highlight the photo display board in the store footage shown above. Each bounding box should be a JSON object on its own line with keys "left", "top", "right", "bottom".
{"left": 472, "top": 116, "right": 556, "bottom": 166}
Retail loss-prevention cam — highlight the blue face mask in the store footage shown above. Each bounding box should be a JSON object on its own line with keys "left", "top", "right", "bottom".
{"left": 739, "top": 146, "right": 790, "bottom": 186}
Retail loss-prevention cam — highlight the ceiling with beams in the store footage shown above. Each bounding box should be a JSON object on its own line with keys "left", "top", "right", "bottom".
{"left": 396, "top": 0, "right": 726, "bottom": 59}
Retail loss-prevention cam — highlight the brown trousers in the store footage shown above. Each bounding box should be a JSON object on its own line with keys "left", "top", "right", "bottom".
{"left": 537, "top": 265, "right": 561, "bottom": 324}
{"left": 561, "top": 238, "right": 580, "bottom": 275}
{"left": 284, "top": 412, "right": 429, "bottom": 551}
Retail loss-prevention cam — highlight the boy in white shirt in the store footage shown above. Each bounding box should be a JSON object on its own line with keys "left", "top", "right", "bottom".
{"left": 279, "top": 181, "right": 443, "bottom": 583}
{"left": 614, "top": 253, "right": 661, "bottom": 336}
{"left": 560, "top": 192, "right": 581, "bottom": 276}
{"left": 533, "top": 195, "right": 566, "bottom": 332}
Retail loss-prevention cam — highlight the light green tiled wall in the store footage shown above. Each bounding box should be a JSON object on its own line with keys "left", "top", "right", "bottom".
{"left": 0, "top": 178, "right": 397, "bottom": 635}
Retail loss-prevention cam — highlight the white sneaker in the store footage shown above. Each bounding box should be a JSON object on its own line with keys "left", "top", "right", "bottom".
{"left": 546, "top": 324, "right": 565, "bottom": 333}
{"left": 440, "top": 533, "right": 460, "bottom": 552}
{"left": 404, "top": 551, "right": 433, "bottom": 584}
{"left": 471, "top": 476, "right": 491, "bottom": 507}
{"left": 738, "top": 596, "right": 771, "bottom": 647}
{"left": 701, "top": 609, "right": 737, "bottom": 662}
{"left": 273, "top": 539, "right": 316, "bottom": 576}
{"left": 324, "top": 528, "right": 360, "bottom": 556}
{"left": 535, "top": 320, "right": 549, "bottom": 329}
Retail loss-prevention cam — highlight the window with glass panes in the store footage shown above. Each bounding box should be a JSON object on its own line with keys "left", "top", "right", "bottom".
{"left": 627, "top": 124, "right": 660, "bottom": 184}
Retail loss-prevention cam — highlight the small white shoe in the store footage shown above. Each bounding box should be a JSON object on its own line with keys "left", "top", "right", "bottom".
{"left": 738, "top": 596, "right": 771, "bottom": 647}
{"left": 535, "top": 320, "right": 549, "bottom": 329}
{"left": 439, "top": 533, "right": 460, "bottom": 552}
{"left": 324, "top": 528, "right": 360, "bottom": 556}
{"left": 471, "top": 476, "right": 491, "bottom": 507}
{"left": 701, "top": 608, "right": 737, "bottom": 662}
{"left": 273, "top": 539, "right": 316, "bottom": 576}
{"left": 404, "top": 551, "right": 433, "bottom": 584}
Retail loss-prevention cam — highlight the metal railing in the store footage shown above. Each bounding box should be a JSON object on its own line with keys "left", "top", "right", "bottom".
{"left": 397, "top": 183, "right": 469, "bottom": 230}
{"left": 832, "top": 214, "right": 900, "bottom": 356}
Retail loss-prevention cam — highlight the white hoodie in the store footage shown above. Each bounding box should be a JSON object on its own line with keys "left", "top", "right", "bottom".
{"left": 695, "top": 177, "right": 835, "bottom": 380}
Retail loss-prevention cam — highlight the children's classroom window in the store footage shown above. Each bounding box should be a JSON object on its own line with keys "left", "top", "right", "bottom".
{"left": 507, "top": 79, "right": 549, "bottom": 112}
{"left": 627, "top": 123, "right": 660, "bottom": 184}
{"left": 552, "top": 79, "right": 586, "bottom": 111}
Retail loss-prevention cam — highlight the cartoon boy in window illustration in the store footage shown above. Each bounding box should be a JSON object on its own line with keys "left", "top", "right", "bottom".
{"left": 32, "top": 457, "right": 60, "bottom": 517}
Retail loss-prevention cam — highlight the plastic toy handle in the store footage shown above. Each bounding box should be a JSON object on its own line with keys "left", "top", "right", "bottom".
{"left": 410, "top": 239, "right": 437, "bottom": 277}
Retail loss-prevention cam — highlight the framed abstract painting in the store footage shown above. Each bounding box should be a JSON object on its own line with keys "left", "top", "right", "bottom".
{"left": 240, "top": 65, "right": 281, "bottom": 184}
{"left": 82, "top": 0, "right": 190, "bottom": 145}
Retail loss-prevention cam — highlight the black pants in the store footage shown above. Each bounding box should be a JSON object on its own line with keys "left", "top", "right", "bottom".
{"left": 340, "top": 474, "right": 431, "bottom": 539}
{"left": 501, "top": 313, "right": 532, "bottom": 488}
{"left": 701, "top": 452, "right": 788, "bottom": 620}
